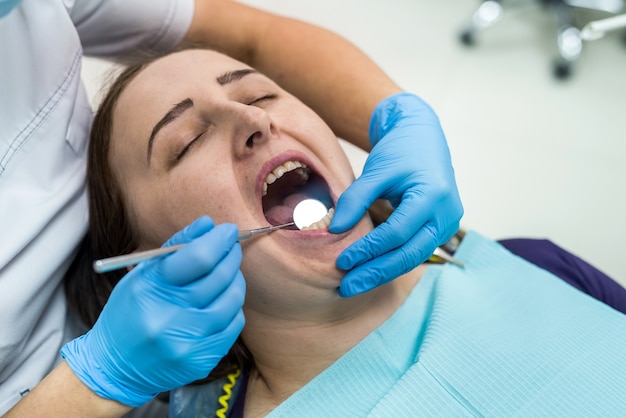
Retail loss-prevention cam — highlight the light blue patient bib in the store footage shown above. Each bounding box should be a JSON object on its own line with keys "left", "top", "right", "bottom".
{"left": 270, "top": 231, "right": 626, "bottom": 417}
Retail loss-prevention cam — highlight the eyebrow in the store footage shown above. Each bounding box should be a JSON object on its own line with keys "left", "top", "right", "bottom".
{"left": 147, "top": 98, "right": 194, "bottom": 165}
{"left": 146, "top": 68, "right": 259, "bottom": 165}
{"left": 216, "top": 68, "right": 258, "bottom": 86}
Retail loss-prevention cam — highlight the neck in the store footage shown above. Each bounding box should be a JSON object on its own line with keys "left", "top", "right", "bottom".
{"left": 241, "top": 266, "right": 425, "bottom": 415}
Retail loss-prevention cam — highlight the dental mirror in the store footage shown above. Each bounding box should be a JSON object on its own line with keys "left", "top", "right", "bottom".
{"left": 293, "top": 198, "right": 329, "bottom": 230}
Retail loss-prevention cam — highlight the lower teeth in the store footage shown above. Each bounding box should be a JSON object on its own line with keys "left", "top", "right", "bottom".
{"left": 301, "top": 208, "right": 335, "bottom": 231}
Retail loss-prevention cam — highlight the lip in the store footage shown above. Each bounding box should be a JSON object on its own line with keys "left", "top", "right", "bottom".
{"left": 272, "top": 222, "right": 350, "bottom": 244}
{"left": 256, "top": 150, "right": 337, "bottom": 224}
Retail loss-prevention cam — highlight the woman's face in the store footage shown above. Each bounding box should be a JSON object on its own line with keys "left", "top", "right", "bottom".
{"left": 109, "top": 49, "right": 373, "bottom": 312}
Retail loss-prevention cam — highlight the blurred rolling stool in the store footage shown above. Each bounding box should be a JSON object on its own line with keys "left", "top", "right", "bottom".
{"left": 459, "top": 0, "right": 625, "bottom": 79}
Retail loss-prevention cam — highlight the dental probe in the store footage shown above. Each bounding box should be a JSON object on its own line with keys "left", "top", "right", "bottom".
{"left": 431, "top": 247, "right": 465, "bottom": 269}
{"left": 93, "top": 222, "right": 295, "bottom": 274}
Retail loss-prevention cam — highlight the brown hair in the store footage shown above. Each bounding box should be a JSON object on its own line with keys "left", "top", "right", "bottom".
{"left": 64, "top": 51, "right": 250, "bottom": 382}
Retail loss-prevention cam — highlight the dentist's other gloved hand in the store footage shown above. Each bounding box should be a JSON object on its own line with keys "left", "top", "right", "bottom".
{"left": 330, "top": 92, "right": 463, "bottom": 297}
{"left": 61, "top": 216, "right": 246, "bottom": 407}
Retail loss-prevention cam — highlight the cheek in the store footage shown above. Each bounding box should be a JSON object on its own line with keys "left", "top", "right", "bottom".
{"left": 129, "top": 170, "right": 242, "bottom": 245}
{"left": 283, "top": 105, "right": 355, "bottom": 182}
{"left": 168, "top": 170, "right": 242, "bottom": 225}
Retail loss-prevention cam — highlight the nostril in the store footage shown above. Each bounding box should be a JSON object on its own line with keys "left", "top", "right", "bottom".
{"left": 246, "top": 134, "right": 255, "bottom": 148}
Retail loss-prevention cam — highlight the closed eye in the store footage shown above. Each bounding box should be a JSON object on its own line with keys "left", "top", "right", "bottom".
{"left": 248, "top": 93, "right": 277, "bottom": 106}
{"left": 173, "top": 94, "right": 276, "bottom": 162}
{"left": 176, "top": 131, "right": 206, "bottom": 162}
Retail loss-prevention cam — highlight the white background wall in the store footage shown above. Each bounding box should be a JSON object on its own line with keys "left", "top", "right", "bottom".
{"left": 81, "top": 0, "right": 626, "bottom": 286}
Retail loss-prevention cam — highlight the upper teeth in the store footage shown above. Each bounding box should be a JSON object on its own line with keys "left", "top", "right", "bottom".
{"left": 263, "top": 160, "right": 309, "bottom": 196}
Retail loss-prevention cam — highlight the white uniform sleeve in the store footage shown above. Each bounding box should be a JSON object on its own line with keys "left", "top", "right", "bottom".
{"left": 67, "top": 0, "right": 194, "bottom": 59}
{"left": 0, "top": 0, "right": 191, "bottom": 413}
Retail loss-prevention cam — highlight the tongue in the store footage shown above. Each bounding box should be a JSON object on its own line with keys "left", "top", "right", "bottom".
{"left": 264, "top": 193, "right": 310, "bottom": 226}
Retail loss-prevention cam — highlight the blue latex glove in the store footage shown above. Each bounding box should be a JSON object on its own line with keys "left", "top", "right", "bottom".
{"left": 330, "top": 92, "right": 463, "bottom": 297}
{"left": 61, "top": 216, "right": 246, "bottom": 407}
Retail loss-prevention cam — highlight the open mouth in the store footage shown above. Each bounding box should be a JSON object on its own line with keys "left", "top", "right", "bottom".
{"left": 262, "top": 160, "right": 334, "bottom": 230}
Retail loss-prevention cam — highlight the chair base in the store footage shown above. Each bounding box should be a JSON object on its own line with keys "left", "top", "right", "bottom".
{"left": 458, "top": 0, "right": 625, "bottom": 79}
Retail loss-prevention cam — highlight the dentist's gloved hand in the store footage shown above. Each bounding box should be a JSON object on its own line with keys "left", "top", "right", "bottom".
{"left": 61, "top": 216, "right": 246, "bottom": 407}
{"left": 330, "top": 92, "right": 463, "bottom": 297}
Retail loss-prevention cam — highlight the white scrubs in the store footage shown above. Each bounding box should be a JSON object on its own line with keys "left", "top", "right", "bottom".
{"left": 0, "top": 0, "right": 193, "bottom": 413}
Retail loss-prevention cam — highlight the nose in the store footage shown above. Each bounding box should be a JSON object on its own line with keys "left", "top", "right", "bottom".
{"left": 229, "top": 103, "right": 276, "bottom": 156}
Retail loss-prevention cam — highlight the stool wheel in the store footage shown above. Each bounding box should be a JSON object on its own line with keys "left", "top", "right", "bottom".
{"left": 460, "top": 30, "right": 475, "bottom": 46}
{"left": 553, "top": 61, "right": 572, "bottom": 79}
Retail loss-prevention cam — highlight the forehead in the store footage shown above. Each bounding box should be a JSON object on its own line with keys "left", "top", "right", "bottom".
{"left": 121, "top": 49, "right": 248, "bottom": 103}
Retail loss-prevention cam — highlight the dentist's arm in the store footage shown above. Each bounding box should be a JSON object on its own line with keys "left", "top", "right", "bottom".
{"left": 3, "top": 362, "right": 131, "bottom": 418}
{"left": 186, "top": 0, "right": 463, "bottom": 295}
{"left": 5, "top": 217, "right": 245, "bottom": 417}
